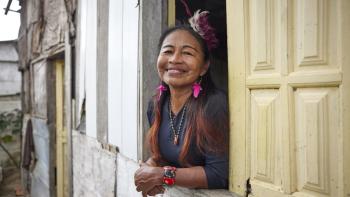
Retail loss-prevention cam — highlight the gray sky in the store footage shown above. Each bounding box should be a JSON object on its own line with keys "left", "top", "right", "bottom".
{"left": 0, "top": 0, "right": 20, "bottom": 41}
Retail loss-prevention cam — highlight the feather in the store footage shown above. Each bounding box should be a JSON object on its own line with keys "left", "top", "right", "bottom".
{"left": 189, "top": 10, "right": 219, "bottom": 51}
{"left": 192, "top": 82, "right": 202, "bottom": 98}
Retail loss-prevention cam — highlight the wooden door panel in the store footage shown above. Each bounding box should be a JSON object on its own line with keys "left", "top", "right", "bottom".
{"left": 249, "top": 0, "right": 279, "bottom": 75}
{"left": 294, "top": 0, "right": 328, "bottom": 68}
{"left": 227, "top": 0, "right": 349, "bottom": 196}
{"left": 293, "top": 88, "right": 339, "bottom": 197}
{"left": 250, "top": 90, "right": 283, "bottom": 192}
{"left": 292, "top": 0, "right": 339, "bottom": 72}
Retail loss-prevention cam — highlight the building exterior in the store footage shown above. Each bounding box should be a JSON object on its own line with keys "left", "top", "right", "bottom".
{"left": 0, "top": 40, "right": 21, "bottom": 108}
{"left": 0, "top": 40, "right": 21, "bottom": 181}
{"left": 16, "top": 0, "right": 350, "bottom": 197}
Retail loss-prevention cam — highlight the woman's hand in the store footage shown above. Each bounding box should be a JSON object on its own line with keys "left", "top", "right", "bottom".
{"left": 146, "top": 185, "right": 165, "bottom": 196}
{"left": 134, "top": 161, "right": 164, "bottom": 196}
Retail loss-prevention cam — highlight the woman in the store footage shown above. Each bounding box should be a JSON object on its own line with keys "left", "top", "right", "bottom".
{"left": 134, "top": 11, "right": 228, "bottom": 197}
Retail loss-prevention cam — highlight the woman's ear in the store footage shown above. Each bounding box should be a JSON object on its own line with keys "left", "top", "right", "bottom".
{"left": 200, "top": 61, "right": 210, "bottom": 76}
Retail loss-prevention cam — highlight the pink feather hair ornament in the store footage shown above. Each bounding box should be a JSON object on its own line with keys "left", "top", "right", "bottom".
{"left": 188, "top": 10, "right": 219, "bottom": 51}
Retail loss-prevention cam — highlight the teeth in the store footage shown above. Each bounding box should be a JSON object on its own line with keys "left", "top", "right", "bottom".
{"left": 167, "top": 68, "right": 183, "bottom": 71}
{"left": 168, "top": 69, "right": 182, "bottom": 74}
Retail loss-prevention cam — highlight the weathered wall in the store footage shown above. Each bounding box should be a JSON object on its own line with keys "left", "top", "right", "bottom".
{"left": 0, "top": 40, "right": 21, "bottom": 173}
{"left": 0, "top": 40, "right": 20, "bottom": 99}
{"left": 72, "top": 129, "right": 240, "bottom": 197}
{"left": 30, "top": 118, "right": 50, "bottom": 197}
{"left": 0, "top": 63, "right": 21, "bottom": 96}
{"left": 164, "top": 187, "right": 241, "bottom": 197}
{"left": 17, "top": 0, "right": 76, "bottom": 196}
{"left": 72, "top": 130, "right": 144, "bottom": 197}
{"left": 72, "top": 130, "right": 116, "bottom": 197}
{"left": 116, "top": 153, "right": 140, "bottom": 197}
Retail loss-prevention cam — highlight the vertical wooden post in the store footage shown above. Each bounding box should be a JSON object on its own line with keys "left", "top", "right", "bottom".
{"left": 55, "top": 60, "right": 65, "bottom": 197}
{"left": 168, "top": 0, "right": 175, "bottom": 26}
{"left": 227, "top": 0, "right": 247, "bottom": 195}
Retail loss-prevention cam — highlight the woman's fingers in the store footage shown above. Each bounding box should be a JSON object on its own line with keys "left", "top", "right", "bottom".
{"left": 142, "top": 191, "right": 147, "bottom": 197}
{"left": 136, "top": 182, "right": 155, "bottom": 194}
{"left": 134, "top": 163, "right": 149, "bottom": 186}
{"left": 134, "top": 168, "right": 143, "bottom": 186}
{"left": 147, "top": 185, "right": 165, "bottom": 196}
{"left": 134, "top": 165, "right": 164, "bottom": 194}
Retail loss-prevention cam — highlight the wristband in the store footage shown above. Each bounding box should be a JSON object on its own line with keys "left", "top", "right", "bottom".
{"left": 163, "top": 166, "right": 176, "bottom": 186}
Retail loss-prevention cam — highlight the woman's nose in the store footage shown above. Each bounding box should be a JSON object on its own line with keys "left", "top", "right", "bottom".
{"left": 169, "top": 51, "right": 182, "bottom": 64}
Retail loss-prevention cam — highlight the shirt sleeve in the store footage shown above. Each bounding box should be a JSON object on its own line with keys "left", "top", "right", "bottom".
{"left": 203, "top": 90, "right": 229, "bottom": 189}
{"left": 203, "top": 153, "right": 229, "bottom": 189}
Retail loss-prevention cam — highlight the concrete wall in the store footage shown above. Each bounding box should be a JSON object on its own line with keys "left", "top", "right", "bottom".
{"left": 72, "top": 130, "right": 142, "bottom": 197}
{"left": 0, "top": 61, "right": 20, "bottom": 96}
{"left": 0, "top": 40, "right": 21, "bottom": 170}
{"left": 72, "top": 130, "right": 240, "bottom": 197}
{"left": 0, "top": 40, "right": 20, "bottom": 97}
{"left": 116, "top": 153, "right": 140, "bottom": 197}
{"left": 72, "top": 131, "right": 117, "bottom": 197}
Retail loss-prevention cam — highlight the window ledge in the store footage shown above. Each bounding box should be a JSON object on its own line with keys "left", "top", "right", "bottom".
{"left": 164, "top": 186, "right": 242, "bottom": 197}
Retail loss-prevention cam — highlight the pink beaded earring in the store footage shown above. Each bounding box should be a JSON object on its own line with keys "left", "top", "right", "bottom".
{"left": 156, "top": 84, "right": 167, "bottom": 101}
{"left": 192, "top": 77, "right": 202, "bottom": 98}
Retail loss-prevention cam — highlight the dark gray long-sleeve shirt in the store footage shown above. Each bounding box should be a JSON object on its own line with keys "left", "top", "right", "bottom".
{"left": 147, "top": 89, "right": 229, "bottom": 189}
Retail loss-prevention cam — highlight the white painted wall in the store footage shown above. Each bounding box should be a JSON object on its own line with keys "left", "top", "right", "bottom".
{"left": 108, "top": 0, "right": 139, "bottom": 161}
{"left": 75, "top": 0, "right": 87, "bottom": 128}
{"left": 84, "top": 0, "right": 97, "bottom": 138}
{"left": 108, "top": 0, "right": 123, "bottom": 149}
{"left": 0, "top": 63, "right": 21, "bottom": 95}
{"left": 0, "top": 41, "right": 20, "bottom": 96}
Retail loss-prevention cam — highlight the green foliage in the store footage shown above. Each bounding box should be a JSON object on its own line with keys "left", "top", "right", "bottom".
{"left": 0, "top": 109, "right": 23, "bottom": 144}
{"left": 1, "top": 135, "right": 13, "bottom": 143}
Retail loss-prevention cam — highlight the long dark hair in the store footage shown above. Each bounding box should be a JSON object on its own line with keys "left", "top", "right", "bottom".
{"left": 148, "top": 25, "right": 228, "bottom": 166}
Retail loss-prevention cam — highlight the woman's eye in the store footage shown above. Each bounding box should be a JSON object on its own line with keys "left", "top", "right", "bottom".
{"left": 163, "top": 50, "right": 172, "bottom": 54}
{"left": 183, "top": 51, "right": 193, "bottom": 56}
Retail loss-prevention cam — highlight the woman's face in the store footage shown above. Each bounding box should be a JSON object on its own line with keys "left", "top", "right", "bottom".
{"left": 157, "top": 30, "right": 208, "bottom": 90}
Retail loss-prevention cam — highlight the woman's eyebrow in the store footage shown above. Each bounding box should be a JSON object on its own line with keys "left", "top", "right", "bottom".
{"left": 182, "top": 45, "right": 198, "bottom": 52}
{"left": 161, "top": 44, "right": 174, "bottom": 49}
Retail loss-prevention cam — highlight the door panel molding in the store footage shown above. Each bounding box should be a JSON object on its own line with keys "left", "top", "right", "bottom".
{"left": 227, "top": 0, "right": 349, "bottom": 196}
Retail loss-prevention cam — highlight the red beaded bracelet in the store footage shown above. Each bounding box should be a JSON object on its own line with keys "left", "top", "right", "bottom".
{"left": 163, "top": 166, "right": 176, "bottom": 186}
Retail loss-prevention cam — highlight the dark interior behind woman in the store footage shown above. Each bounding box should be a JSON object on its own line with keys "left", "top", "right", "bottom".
{"left": 134, "top": 9, "right": 229, "bottom": 197}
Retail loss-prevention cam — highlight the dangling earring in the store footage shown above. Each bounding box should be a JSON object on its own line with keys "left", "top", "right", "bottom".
{"left": 156, "top": 84, "right": 167, "bottom": 101}
{"left": 192, "top": 76, "right": 202, "bottom": 98}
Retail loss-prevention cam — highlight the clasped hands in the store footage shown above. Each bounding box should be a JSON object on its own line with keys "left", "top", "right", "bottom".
{"left": 134, "top": 162, "right": 165, "bottom": 197}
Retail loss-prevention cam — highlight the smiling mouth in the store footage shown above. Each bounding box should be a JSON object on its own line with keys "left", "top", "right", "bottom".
{"left": 166, "top": 68, "right": 186, "bottom": 74}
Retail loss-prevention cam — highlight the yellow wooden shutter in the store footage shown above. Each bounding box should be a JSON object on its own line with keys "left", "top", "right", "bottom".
{"left": 227, "top": 0, "right": 350, "bottom": 196}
